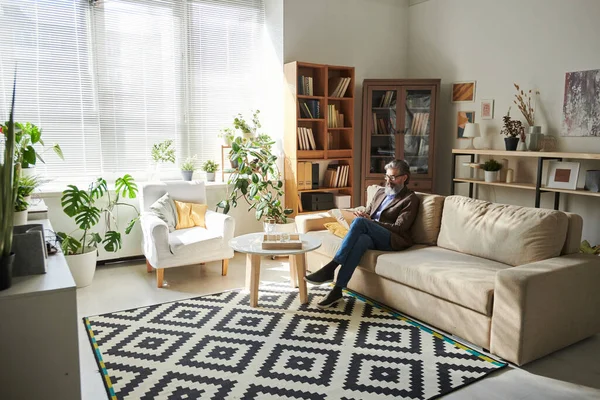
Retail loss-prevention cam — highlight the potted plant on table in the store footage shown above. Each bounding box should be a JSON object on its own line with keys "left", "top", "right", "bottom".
{"left": 57, "top": 175, "right": 140, "bottom": 288}
{"left": 150, "top": 139, "right": 175, "bottom": 181}
{"left": 0, "top": 77, "right": 18, "bottom": 291}
{"left": 482, "top": 159, "right": 502, "bottom": 183}
{"left": 217, "top": 111, "right": 294, "bottom": 231}
{"left": 500, "top": 107, "right": 525, "bottom": 151}
{"left": 202, "top": 160, "right": 219, "bottom": 182}
{"left": 180, "top": 155, "right": 197, "bottom": 181}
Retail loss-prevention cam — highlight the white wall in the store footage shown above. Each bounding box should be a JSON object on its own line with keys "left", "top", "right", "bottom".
{"left": 408, "top": 0, "right": 600, "bottom": 244}
{"left": 284, "top": 0, "right": 410, "bottom": 201}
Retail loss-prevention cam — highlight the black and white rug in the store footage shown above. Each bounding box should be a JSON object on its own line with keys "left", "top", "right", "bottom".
{"left": 84, "top": 282, "right": 506, "bottom": 399}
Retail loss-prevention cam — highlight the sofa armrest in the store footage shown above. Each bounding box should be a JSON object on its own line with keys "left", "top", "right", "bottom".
{"left": 204, "top": 210, "right": 235, "bottom": 243}
{"left": 491, "top": 254, "right": 600, "bottom": 365}
{"left": 140, "top": 212, "right": 170, "bottom": 265}
{"left": 295, "top": 213, "right": 337, "bottom": 234}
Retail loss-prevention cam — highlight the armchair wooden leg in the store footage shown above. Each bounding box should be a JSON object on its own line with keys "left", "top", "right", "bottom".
{"left": 146, "top": 259, "right": 153, "bottom": 273}
{"left": 156, "top": 268, "right": 164, "bottom": 288}
{"left": 222, "top": 259, "right": 229, "bottom": 276}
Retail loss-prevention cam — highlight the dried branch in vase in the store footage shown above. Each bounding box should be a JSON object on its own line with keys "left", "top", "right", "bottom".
{"left": 513, "top": 83, "right": 540, "bottom": 126}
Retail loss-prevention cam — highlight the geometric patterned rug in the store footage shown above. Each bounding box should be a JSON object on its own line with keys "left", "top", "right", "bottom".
{"left": 84, "top": 282, "right": 506, "bottom": 399}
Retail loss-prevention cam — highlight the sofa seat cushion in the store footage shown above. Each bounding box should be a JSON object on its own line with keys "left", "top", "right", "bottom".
{"left": 168, "top": 227, "right": 222, "bottom": 253}
{"left": 375, "top": 247, "right": 511, "bottom": 315}
{"left": 305, "top": 230, "right": 401, "bottom": 273}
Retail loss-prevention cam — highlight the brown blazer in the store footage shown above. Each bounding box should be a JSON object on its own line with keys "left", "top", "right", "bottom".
{"left": 365, "top": 186, "right": 420, "bottom": 250}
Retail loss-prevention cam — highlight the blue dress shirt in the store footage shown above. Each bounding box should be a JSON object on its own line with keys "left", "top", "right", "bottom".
{"left": 372, "top": 194, "right": 396, "bottom": 221}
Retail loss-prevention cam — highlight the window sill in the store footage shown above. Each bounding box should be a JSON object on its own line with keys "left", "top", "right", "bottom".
{"left": 36, "top": 180, "right": 230, "bottom": 197}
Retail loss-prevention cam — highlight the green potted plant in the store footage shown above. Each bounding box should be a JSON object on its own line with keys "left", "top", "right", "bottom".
{"left": 0, "top": 121, "right": 64, "bottom": 177}
{"left": 150, "top": 139, "right": 176, "bottom": 181}
{"left": 0, "top": 77, "right": 18, "bottom": 291}
{"left": 57, "top": 175, "right": 140, "bottom": 287}
{"left": 218, "top": 128, "right": 236, "bottom": 147}
{"left": 216, "top": 111, "right": 293, "bottom": 229}
{"left": 202, "top": 160, "right": 219, "bottom": 182}
{"left": 180, "top": 155, "right": 197, "bottom": 181}
{"left": 500, "top": 107, "right": 525, "bottom": 151}
{"left": 482, "top": 159, "right": 502, "bottom": 183}
{"left": 13, "top": 181, "right": 29, "bottom": 226}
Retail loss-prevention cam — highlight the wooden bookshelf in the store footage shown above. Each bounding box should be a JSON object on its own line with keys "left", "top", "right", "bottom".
{"left": 284, "top": 61, "right": 355, "bottom": 216}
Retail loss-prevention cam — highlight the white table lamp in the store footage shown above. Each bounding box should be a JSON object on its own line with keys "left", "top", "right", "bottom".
{"left": 463, "top": 123, "right": 480, "bottom": 149}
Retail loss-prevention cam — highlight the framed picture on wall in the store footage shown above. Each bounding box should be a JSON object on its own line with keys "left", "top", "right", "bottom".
{"left": 546, "top": 161, "right": 580, "bottom": 190}
{"left": 481, "top": 99, "right": 494, "bottom": 119}
{"left": 457, "top": 111, "right": 475, "bottom": 138}
{"left": 452, "top": 81, "right": 476, "bottom": 103}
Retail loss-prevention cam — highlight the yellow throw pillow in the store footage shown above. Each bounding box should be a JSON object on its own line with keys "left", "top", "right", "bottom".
{"left": 324, "top": 222, "right": 349, "bottom": 239}
{"left": 174, "top": 200, "right": 208, "bottom": 230}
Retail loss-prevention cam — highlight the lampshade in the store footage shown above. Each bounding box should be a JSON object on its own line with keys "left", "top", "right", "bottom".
{"left": 462, "top": 123, "right": 481, "bottom": 138}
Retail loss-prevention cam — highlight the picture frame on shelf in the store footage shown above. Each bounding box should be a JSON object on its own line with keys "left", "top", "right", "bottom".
{"left": 546, "top": 161, "right": 580, "bottom": 190}
{"left": 452, "top": 81, "right": 476, "bottom": 103}
{"left": 457, "top": 111, "right": 475, "bottom": 139}
{"left": 481, "top": 99, "right": 494, "bottom": 119}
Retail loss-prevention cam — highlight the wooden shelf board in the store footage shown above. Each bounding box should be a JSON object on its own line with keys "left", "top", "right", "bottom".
{"left": 298, "top": 95, "right": 324, "bottom": 100}
{"left": 452, "top": 149, "right": 600, "bottom": 160}
{"left": 299, "top": 118, "right": 325, "bottom": 122}
{"left": 328, "top": 127, "right": 353, "bottom": 130}
{"left": 328, "top": 97, "right": 352, "bottom": 100}
{"left": 541, "top": 187, "right": 600, "bottom": 197}
{"left": 453, "top": 178, "right": 536, "bottom": 190}
{"left": 299, "top": 186, "right": 352, "bottom": 193}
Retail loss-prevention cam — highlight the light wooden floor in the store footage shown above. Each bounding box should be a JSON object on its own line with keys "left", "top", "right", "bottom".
{"left": 77, "top": 253, "right": 600, "bottom": 399}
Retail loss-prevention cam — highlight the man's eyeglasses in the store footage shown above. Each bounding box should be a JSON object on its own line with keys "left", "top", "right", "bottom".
{"left": 384, "top": 174, "right": 404, "bottom": 182}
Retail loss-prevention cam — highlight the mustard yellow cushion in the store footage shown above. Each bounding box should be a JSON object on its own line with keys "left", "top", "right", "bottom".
{"left": 324, "top": 222, "right": 349, "bottom": 239}
{"left": 174, "top": 200, "right": 208, "bottom": 230}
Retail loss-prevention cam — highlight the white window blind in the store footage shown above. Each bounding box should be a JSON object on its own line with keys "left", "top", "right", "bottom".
{"left": 0, "top": 0, "right": 266, "bottom": 180}
{"left": 186, "top": 0, "right": 265, "bottom": 166}
{"left": 0, "top": 0, "right": 102, "bottom": 178}
{"left": 91, "top": 0, "right": 185, "bottom": 174}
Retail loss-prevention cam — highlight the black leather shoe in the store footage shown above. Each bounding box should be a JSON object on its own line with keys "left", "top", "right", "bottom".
{"left": 317, "top": 288, "right": 343, "bottom": 309}
{"left": 304, "top": 268, "right": 335, "bottom": 285}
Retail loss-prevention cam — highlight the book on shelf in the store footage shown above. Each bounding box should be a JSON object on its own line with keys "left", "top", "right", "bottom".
{"left": 378, "top": 91, "right": 395, "bottom": 108}
{"left": 297, "top": 162, "right": 319, "bottom": 190}
{"left": 328, "top": 104, "right": 344, "bottom": 128}
{"left": 328, "top": 77, "right": 351, "bottom": 97}
{"left": 324, "top": 163, "right": 349, "bottom": 188}
{"left": 299, "top": 100, "right": 320, "bottom": 119}
{"left": 297, "top": 127, "right": 317, "bottom": 150}
{"left": 409, "top": 112, "right": 430, "bottom": 135}
{"left": 328, "top": 131, "right": 340, "bottom": 150}
{"left": 298, "top": 76, "right": 314, "bottom": 96}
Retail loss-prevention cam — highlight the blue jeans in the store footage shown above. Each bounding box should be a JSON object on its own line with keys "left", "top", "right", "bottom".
{"left": 333, "top": 217, "right": 392, "bottom": 288}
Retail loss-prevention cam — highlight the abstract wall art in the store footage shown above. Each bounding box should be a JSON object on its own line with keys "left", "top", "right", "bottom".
{"left": 562, "top": 69, "right": 600, "bottom": 137}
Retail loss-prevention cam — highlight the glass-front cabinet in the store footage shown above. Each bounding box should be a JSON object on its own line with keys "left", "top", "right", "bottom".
{"left": 361, "top": 80, "right": 440, "bottom": 203}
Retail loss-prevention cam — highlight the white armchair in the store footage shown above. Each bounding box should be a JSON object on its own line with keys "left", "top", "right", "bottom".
{"left": 139, "top": 181, "right": 235, "bottom": 288}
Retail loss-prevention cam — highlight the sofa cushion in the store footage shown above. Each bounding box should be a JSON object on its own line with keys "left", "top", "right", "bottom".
{"left": 305, "top": 230, "right": 396, "bottom": 273}
{"left": 437, "top": 196, "right": 569, "bottom": 266}
{"left": 375, "top": 246, "right": 510, "bottom": 315}
{"left": 411, "top": 192, "right": 445, "bottom": 245}
{"left": 168, "top": 227, "right": 222, "bottom": 253}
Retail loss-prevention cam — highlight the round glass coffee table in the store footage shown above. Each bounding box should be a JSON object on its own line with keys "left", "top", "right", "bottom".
{"left": 229, "top": 232, "right": 322, "bottom": 308}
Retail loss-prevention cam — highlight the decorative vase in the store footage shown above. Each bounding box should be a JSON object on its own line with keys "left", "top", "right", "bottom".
{"left": 527, "top": 126, "right": 544, "bottom": 151}
{"left": 0, "top": 253, "right": 15, "bottom": 291}
{"left": 149, "top": 163, "right": 162, "bottom": 181}
{"left": 13, "top": 210, "right": 28, "bottom": 226}
{"left": 484, "top": 171, "right": 498, "bottom": 183}
{"left": 206, "top": 172, "right": 216, "bottom": 182}
{"left": 181, "top": 170, "right": 193, "bottom": 181}
{"left": 230, "top": 159, "right": 239, "bottom": 169}
{"left": 504, "top": 137, "right": 519, "bottom": 151}
{"left": 517, "top": 140, "right": 527, "bottom": 151}
{"left": 65, "top": 247, "right": 97, "bottom": 288}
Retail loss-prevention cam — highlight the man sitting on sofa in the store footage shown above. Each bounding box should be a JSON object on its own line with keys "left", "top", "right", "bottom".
{"left": 305, "top": 159, "right": 420, "bottom": 308}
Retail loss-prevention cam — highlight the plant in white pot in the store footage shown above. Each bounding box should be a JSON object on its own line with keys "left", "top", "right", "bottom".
{"left": 57, "top": 175, "right": 140, "bottom": 288}
{"left": 482, "top": 159, "right": 502, "bottom": 183}
{"left": 180, "top": 155, "right": 197, "bottom": 181}
{"left": 216, "top": 112, "right": 293, "bottom": 231}
{"left": 202, "top": 160, "right": 219, "bottom": 182}
{"left": 150, "top": 139, "right": 175, "bottom": 181}
{"left": 13, "top": 183, "right": 29, "bottom": 226}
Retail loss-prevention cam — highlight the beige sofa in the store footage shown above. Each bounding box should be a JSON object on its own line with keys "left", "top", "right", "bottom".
{"left": 295, "top": 188, "right": 600, "bottom": 365}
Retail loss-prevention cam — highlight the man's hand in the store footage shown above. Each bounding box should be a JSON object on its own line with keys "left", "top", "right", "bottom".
{"left": 353, "top": 210, "right": 371, "bottom": 219}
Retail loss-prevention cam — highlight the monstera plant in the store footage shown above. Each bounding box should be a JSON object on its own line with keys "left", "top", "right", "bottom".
{"left": 57, "top": 175, "right": 140, "bottom": 287}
